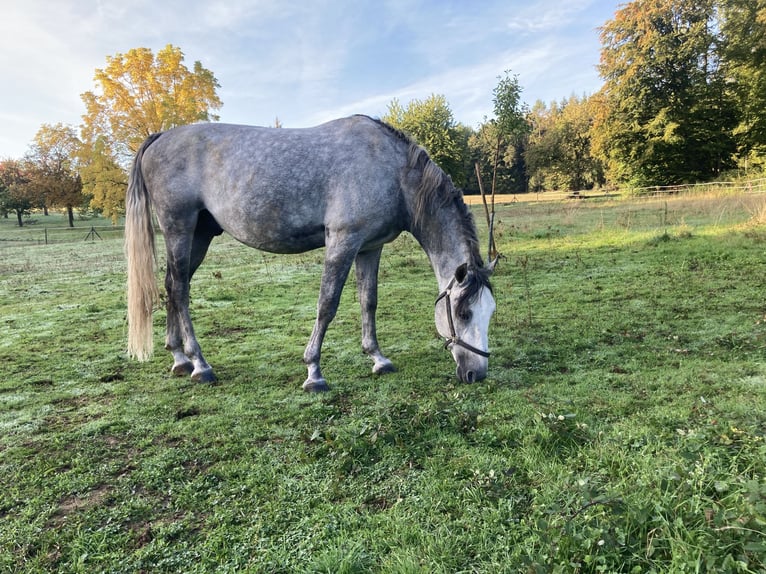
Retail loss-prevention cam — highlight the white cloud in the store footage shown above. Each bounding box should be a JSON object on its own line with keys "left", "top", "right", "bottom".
{"left": 506, "top": 0, "right": 596, "bottom": 33}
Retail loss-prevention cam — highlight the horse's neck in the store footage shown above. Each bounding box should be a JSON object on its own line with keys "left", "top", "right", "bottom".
{"left": 412, "top": 212, "right": 474, "bottom": 291}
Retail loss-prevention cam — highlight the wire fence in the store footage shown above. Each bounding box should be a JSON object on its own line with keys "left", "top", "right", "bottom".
{"left": 0, "top": 224, "right": 128, "bottom": 246}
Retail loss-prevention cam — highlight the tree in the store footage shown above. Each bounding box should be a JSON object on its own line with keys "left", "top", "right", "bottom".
{"left": 79, "top": 45, "right": 222, "bottom": 220}
{"left": 79, "top": 137, "right": 127, "bottom": 224}
{"left": 526, "top": 96, "right": 605, "bottom": 191}
{"left": 452, "top": 123, "right": 481, "bottom": 192}
{"left": 81, "top": 44, "right": 222, "bottom": 162}
{"left": 469, "top": 122, "right": 521, "bottom": 194}
{"left": 26, "top": 123, "right": 84, "bottom": 227}
{"left": 720, "top": 0, "right": 766, "bottom": 171}
{"left": 382, "top": 94, "right": 466, "bottom": 184}
{"left": 0, "top": 160, "right": 37, "bottom": 227}
{"left": 525, "top": 100, "right": 560, "bottom": 191}
{"left": 593, "top": 0, "right": 737, "bottom": 186}
{"left": 471, "top": 72, "right": 530, "bottom": 196}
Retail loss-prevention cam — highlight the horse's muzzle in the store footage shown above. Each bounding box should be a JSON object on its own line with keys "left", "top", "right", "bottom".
{"left": 456, "top": 363, "right": 487, "bottom": 384}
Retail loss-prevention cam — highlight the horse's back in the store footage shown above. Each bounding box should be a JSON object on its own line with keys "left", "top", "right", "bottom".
{"left": 140, "top": 116, "right": 408, "bottom": 253}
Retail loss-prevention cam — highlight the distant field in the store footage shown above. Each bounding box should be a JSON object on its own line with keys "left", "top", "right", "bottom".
{"left": 463, "top": 191, "right": 574, "bottom": 204}
{"left": 1, "top": 191, "right": 765, "bottom": 572}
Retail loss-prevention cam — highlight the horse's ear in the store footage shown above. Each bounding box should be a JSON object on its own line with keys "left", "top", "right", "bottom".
{"left": 486, "top": 256, "right": 498, "bottom": 274}
{"left": 455, "top": 263, "right": 469, "bottom": 284}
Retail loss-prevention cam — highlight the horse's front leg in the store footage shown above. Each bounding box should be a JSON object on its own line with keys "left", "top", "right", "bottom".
{"left": 355, "top": 248, "right": 395, "bottom": 375}
{"left": 303, "top": 243, "right": 356, "bottom": 392}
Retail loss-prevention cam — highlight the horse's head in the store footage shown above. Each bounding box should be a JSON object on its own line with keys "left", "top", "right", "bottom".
{"left": 434, "top": 260, "right": 496, "bottom": 383}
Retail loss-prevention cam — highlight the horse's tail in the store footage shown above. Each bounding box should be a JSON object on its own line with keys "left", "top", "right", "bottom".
{"left": 125, "top": 133, "right": 163, "bottom": 361}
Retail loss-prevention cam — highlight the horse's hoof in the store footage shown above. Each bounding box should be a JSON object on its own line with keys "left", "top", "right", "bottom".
{"left": 303, "top": 378, "right": 330, "bottom": 392}
{"left": 373, "top": 361, "right": 396, "bottom": 375}
{"left": 192, "top": 368, "right": 217, "bottom": 384}
{"left": 171, "top": 361, "right": 194, "bottom": 377}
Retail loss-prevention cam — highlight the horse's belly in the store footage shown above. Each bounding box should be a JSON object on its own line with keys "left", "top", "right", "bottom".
{"left": 203, "top": 198, "right": 324, "bottom": 253}
{"left": 229, "top": 225, "right": 325, "bottom": 254}
{"left": 209, "top": 196, "right": 400, "bottom": 254}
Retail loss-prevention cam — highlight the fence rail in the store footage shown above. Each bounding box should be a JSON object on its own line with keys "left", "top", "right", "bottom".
{"left": 634, "top": 177, "right": 766, "bottom": 196}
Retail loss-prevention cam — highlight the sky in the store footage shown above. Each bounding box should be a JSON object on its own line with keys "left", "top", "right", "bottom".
{"left": 0, "top": 0, "right": 622, "bottom": 159}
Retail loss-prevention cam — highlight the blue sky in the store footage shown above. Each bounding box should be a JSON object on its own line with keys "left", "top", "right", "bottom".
{"left": 0, "top": 0, "right": 621, "bottom": 159}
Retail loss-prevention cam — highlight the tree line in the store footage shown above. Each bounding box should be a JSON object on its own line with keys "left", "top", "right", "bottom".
{"left": 1, "top": 0, "right": 765, "bottom": 226}
{"left": 386, "top": 0, "right": 766, "bottom": 194}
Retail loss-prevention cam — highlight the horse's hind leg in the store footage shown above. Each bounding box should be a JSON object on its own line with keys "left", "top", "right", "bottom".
{"left": 164, "top": 212, "right": 219, "bottom": 383}
{"left": 355, "top": 247, "right": 395, "bottom": 375}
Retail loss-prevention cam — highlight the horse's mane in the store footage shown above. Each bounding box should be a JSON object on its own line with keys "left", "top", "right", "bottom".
{"left": 360, "top": 116, "right": 492, "bottom": 311}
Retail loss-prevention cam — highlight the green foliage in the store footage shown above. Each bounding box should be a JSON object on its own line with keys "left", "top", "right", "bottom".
{"left": 492, "top": 72, "right": 528, "bottom": 139}
{"left": 720, "top": 0, "right": 766, "bottom": 170}
{"left": 594, "top": 0, "right": 738, "bottom": 186}
{"left": 382, "top": 94, "right": 466, "bottom": 185}
{"left": 526, "top": 96, "right": 605, "bottom": 192}
{"left": 471, "top": 71, "right": 531, "bottom": 195}
{"left": 2, "top": 193, "right": 766, "bottom": 572}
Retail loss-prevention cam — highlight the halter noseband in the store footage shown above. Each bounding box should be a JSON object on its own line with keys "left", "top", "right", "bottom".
{"left": 434, "top": 277, "right": 491, "bottom": 358}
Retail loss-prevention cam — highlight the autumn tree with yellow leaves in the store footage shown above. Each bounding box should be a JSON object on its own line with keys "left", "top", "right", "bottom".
{"left": 78, "top": 137, "right": 128, "bottom": 224}
{"left": 79, "top": 44, "right": 222, "bottom": 220}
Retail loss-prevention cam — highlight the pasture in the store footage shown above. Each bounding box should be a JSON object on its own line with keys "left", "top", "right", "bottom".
{"left": 1, "top": 191, "right": 765, "bottom": 573}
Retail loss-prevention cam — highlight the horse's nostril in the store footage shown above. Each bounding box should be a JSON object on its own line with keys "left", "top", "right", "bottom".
{"left": 466, "top": 370, "right": 476, "bottom": 384}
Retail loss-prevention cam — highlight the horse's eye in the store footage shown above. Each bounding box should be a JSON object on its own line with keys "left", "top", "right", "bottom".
{"left": 458, "top": 309, "right": 472, "bottom": 321}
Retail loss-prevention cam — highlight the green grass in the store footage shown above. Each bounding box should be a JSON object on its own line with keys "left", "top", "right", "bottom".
{"left": 1, "top": 193, "right": 765, "bottom": 573}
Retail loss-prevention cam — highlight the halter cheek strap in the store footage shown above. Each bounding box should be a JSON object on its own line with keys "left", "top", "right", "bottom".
{"left": 435, "top": 278, "right": 491, "bottom": 358}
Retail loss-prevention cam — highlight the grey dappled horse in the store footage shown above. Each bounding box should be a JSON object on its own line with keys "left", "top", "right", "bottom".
{"left": 125, "top": 115, "right": 496, "bottom": 391}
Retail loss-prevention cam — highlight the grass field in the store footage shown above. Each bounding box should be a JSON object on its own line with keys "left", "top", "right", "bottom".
{"left": 1, "top": 192, "right": 766, "bottom": 573}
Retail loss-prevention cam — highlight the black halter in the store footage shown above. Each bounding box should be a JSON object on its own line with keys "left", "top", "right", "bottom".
{"left": 435, "top": 277, "right": 491, "bottom": 358}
